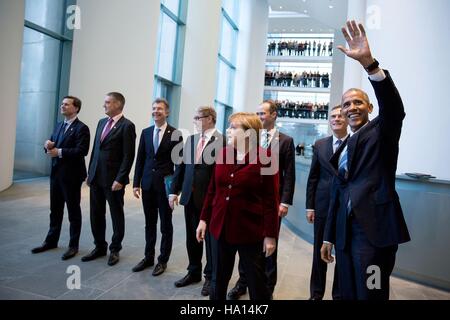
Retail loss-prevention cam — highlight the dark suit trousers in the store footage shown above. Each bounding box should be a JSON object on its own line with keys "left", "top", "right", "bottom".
{"left": 210, "top": 235, "right": 270, "bottom": 300}
{"left": 89, "top": 183, "right": 125, "bottom": 253}
{"left": 45, "top": 174, "right": 82, "bottom": 248}
{"left": 336, "top": 215, "right": 398, "bottom": 300}
{"left": 310, "top": 216, "right": 340, "bottom": 299}
{"left": 141, "top": 181, "right": 173, "bottom": 264}
{"left": 236, "top": 217, "right": 281, "bottom": 294}
{"left": 184, "top": 197, "right": 212, "bottom": 279}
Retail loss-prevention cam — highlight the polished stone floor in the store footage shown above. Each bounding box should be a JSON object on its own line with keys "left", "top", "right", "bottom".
{"left": 0, "top": 178, "right": 448, "bottom": 300}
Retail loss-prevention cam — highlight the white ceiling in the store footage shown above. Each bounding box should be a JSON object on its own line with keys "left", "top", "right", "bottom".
{"left": 267, "top": 0, "right": 349, "bottom": 34}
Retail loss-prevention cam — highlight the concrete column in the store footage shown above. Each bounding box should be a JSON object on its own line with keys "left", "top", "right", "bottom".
{"left": 0, "top": 0, "right": 25, "bottom": 191}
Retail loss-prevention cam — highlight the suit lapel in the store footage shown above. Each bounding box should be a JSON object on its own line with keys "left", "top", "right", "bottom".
{"left": 148, "top": 126, "right": 155, "bottom": 155}
{"left": 157, "top": 125, "right": 173, "bottom": 155}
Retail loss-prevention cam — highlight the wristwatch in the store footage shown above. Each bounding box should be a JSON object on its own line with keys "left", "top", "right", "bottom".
{"left": 364, "top": 58, "right": 379, "bottom": 73}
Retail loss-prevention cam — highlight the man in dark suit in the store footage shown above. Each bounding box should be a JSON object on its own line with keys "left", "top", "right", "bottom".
{"left": 169, "top": 106, "right": 226, "bottom": 296}
{"left": 228, "top": 100, "right": 296, "bottom": 299}
{"left": 32, "top": 96, "right": 90, "bottom": 260}
{"left": 82, "top": 92, "right": 136, "bottom": 266}
{"left": 305, "top": 105, "right": 348, "bottom": 300}
{"left": 321, "top": 21, "right": 411, "bottom": 300}
{"left": 132, "top": 98, "right": 183, "bottom": 276}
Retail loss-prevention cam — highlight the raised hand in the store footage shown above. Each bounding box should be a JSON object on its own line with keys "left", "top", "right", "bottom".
{"left": 337, "top": 20, "right": 374, "bottom": 68}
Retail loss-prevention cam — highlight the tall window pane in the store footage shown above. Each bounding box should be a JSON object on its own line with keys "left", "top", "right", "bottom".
{"left": 217, "top": 60, "right": 232, "bottom": 105}
{"left": 220, "top": 17, "right": 237, "bottom": 63}
{"left": 25, "top": 0, "right": 66, "bottom": 34}
{"left": 156, "top": 13, "right": 178, "bottom": 81}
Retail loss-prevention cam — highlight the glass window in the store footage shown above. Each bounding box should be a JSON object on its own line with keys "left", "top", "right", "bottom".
{"left": 162, "top": 0, "right": 180, "bottom": 16}
{"left": 219, "top": 16, "right": 237, "bottom": 63}
{"left": 156, "top": 12, "right": 178, "bottom": 81}
{"left": 216, "top": 60, "right": 233, "bottom": 105}
{"left": 25, "top": 0, "right": 66, "bottom": 34}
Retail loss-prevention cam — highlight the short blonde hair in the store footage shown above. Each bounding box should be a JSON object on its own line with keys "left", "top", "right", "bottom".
{"left": 228, "top": 112, "right": 262, "bottom": 146}
{"left": 197, "top": 106, "right": 217, "bottom": 124}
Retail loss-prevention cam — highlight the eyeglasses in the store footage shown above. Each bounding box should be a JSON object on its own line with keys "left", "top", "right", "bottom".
{"left": 193, "top": 116, "right": 209, "bottom": 121}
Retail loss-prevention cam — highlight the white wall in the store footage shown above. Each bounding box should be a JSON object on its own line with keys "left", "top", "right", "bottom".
{"left": 0, "top": 0, "right": 24, "bottom": 191}
{"left": 233, "top": 0, "right": 269, "bottom": 113}
{"left": 69, "top": 0, "right": 160, "bottom": 158}
{"left": 178, "top": 0, "right": 222, "bottom": 133}
{"left": 356, "top": 0, "right": 450, "bottom": 180}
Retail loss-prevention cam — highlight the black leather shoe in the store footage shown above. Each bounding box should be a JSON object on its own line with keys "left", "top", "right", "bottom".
{"left": 308, "top": 296, "right": 323, "bottom": 300}
{"left": 201, "top": 278, "right": 211, "bottom": 296}
{"left": 61, "top": 247, "right": 78, "bottom": 260}
{"left": 31, "top": 242, "right": 57, "bottom": 254}
{"left": 108, "top": 252, "right": 120, "bottom": 266}
{"left": 132, "top": 258, "right": 154, "bottom": 272}
{"left": 174, "top": 273, "right": 201, "bottom": 288}
{"left": 81, "top": 247, "right": 107, "bottom": 262}
{"left": 227, "top": 285, "right": 247, "bottom": 300}
{"left": 152, "top": 262, "right": 167, "bottom": 276}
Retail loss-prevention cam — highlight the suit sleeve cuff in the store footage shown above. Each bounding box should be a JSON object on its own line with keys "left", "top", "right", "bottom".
{"left": 280, "top": 203, "right": 289, "bottom": 208}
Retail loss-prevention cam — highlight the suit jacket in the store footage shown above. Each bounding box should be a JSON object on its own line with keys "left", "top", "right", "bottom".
{"left": 170, "top": 130, "right": 226, "bottom": 209}
{"left": 324, "top": 70, "right": 411, "bottom": 249}
{"left": 88, "top": 116, "right": 136, "bottom": 187}
{"left": 200, "top": 146, "right": 280, "bottom": 244}
{"left": 49, "top": 118, "right": 90, "bottom": 182}
{"left": 270, "top": 131, "right": 296, "bottom": 205}
{"left": 133, "top": 124, "right": 183, "bottom": 191}
{"left": 305, "top": 136, "right": 335, "bottom": 218}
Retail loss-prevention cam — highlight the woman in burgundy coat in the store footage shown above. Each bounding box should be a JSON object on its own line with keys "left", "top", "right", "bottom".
{"left": 196, "top": 112, "right": 280, "bottom": 300}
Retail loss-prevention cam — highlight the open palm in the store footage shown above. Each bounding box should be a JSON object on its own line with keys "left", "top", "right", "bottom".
{"left": 337, "top": 21, "right": 373, "bottom": 64}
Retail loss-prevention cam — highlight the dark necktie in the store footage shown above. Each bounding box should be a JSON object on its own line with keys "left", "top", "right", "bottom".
{"left": 56, "top": 122, "right": 68, "bottom": 147}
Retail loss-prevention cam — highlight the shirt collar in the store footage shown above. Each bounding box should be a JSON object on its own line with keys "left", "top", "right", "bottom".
{"left": 333, "top": 133, "right": 349, "bottom": 145}
{"left": 64, "top": 116, "right": 77, "bottom": 125}
{"left": 202, "top": 128, "right": 216, "bottom": 140}
{"left": 155, "top": 122, "right": 168, "bottom": 132}
{"left": 350, "top": 121, "right": 370, "bottom": 137}
{"left": 110, "top": 113, "right": 123, "bottom": 123}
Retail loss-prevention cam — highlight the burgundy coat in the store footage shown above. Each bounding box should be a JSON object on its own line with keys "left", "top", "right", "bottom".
{"left": 200, "top": 146, "right": 280, "bottom": 244}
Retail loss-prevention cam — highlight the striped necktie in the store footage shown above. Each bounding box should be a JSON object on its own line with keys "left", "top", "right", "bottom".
{"left": 338, "top": 146, "right": 348, "bottom": 179}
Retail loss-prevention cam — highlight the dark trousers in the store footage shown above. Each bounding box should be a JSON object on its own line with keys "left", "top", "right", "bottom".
{"left": 184, "top": 197, "right": 212, "bottom": 279}
{"left": 210, "top": 235, "right": 270, "bottom": 300}
{"left": 310, "top": 216, "right": 340, "bottom": 299}
{"left": 236, "top": 217, "right": 281, "bottom": 294}
{"left": 141, "top": 181, "right": 173, "bottom": 264}
{"left": 89, "top": 183, "right": 125, "bottom": 253}
{"left": 45, "top": 175, "right": 82, "bottom": 248}
{"left": 336, "top": 215, "right": 398, "bottom": 300}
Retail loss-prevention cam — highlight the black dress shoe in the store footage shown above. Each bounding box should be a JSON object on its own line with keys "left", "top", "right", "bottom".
{"left": 81, "top": 247, "right": 107, "bottom": 262}
{"left": 152, "top": 262, "right": 167, "bottom": 276}
{"left": 132, "top": 258, "right": 154, "bottom": 272}
{"left": 108, "top": 252, "right": 120, "bottom": 266}
{"left": 308, "top": 296, "right": 323, "bottom": 300}
{"left": 31, "top": 242, "right": 57, "bottom": 254}
{"left": 201, "top": 278, "right": 211, "bottom": 296}
{"left": 227, "top": 285, "right": 247, "bottom": 300}
{"left": 174, "top": 273, "right": 202, "bottom": 288}
{"left": 61, "top": 247, "right": 78, "bottom": 260}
